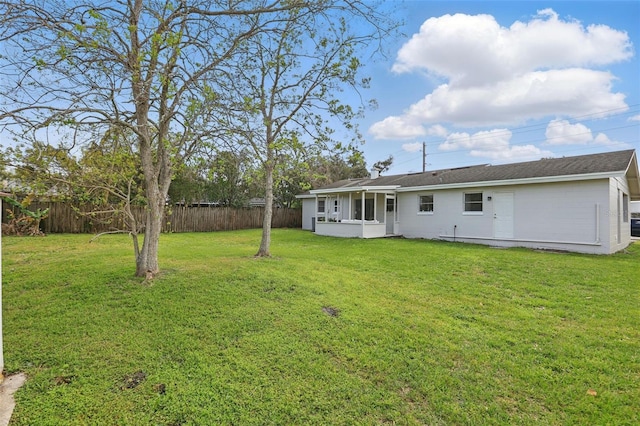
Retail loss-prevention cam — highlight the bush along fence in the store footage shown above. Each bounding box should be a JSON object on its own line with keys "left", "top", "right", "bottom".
{"left": 1, "top": 202, "right": 302, "bottom": 234}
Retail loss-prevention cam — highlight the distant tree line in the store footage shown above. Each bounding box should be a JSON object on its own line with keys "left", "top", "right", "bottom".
{"left": 1, "top": 140, "right": 370, "bottom": 208}
{"left": 167, "top": 147, "right": 370, "bottom": 208}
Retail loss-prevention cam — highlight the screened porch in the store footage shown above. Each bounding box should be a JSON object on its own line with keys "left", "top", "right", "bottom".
{"left": 311, "top": 186, "right": 399, "bottom": 238}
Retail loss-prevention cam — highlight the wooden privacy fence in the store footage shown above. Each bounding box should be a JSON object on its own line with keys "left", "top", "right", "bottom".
{"left": 2, "top": 202, "right": 302, "bottom": 234}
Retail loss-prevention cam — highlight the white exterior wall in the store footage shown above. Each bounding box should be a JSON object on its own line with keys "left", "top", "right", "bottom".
{"left": 608, "top": 176, "right": 632, "bottom": 252}
{"left": 315, "top": 221, "right": 386, "bottom": 238}
{"left": 315, "top": 222, "right": 362, "bottom": 237}
{"left": 397, "top": 179, "right": 619, "bottom": 254}
{"left": 397, "top": 188, "right": 493, "bottom": 240}
{"left": 300, "top": 198, "right": 315, "bottom": 230}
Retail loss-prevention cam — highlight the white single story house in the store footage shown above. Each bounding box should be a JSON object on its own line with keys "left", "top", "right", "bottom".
{"left": 297, "top": 149, "right": 640, "bottom": 254}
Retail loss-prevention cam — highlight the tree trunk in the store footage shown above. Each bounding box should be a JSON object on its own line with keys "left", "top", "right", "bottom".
{"left": 256, "top": 163, "right": 274, "bottom": 257}
{"left": 135, "top": 189, "right": 164, "bottom": 277}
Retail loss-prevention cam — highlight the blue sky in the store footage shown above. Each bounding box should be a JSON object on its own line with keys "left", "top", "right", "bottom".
{"left": 356, "top": 1, "right": 640, "bottom": 175}
{"left": 1, "top": 1, "right": 637, "bottom": 179}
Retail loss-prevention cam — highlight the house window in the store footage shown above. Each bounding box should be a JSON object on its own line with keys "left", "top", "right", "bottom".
{"left": 464, "top": 192, "right": 483, "bottom": 212}
{"left": 354, "top": 198, "right": 374, "bottom": 220}
{"left": 418, "top": 195, "right": 434, "bottom": 213}
{"left": 317, "top": 199, "right": 325, "bottom": 213}
{"left": 333, "top": 199, "right": 339, "bottom": 213}
{"left": 386, "top": 197, "right": 395, "bottom": 213}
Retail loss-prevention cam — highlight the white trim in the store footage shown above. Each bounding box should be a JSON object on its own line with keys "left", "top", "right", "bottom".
{"left": 438, "top": 234, "right": 602, "bottom": 247}
{"left": 373, "top": 193, "right": 378, "bottom": 222}
{"left": 395, "top": 171, "right": 625, "bottom": 193}
{"left": 463, "top": 191, "right": 484, "bottom": 214}
{"left": 417, "top": 194, "right": 434, "bottom": 214}
{"left": 361, "top": 191, "right": 365, "bottom": 235}
{"left": 311, "top": 185, "right": 399, "bottom": 195}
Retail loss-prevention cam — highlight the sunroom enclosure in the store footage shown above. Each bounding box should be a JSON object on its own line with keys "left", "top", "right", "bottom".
{"left": 311, "top": 186, "right": 399, "bottom": 238}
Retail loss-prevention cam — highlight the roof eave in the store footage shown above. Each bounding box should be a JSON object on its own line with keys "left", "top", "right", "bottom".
{"left": 294, "top": 193, "right": 315, "bottom": 199}
{"left": 395, "top": 171, "right": 624, "bottom": 193}
{"left": 625, "top": 151, "right": 640, "bottom": 200}
{"left": 310, "top": 185, "right": 400, "bottom": 195}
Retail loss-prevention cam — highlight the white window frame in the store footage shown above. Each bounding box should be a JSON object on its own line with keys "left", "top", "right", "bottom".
{"left": 463, "top": 192, "right": 483, "bottom": 215}
{"left": 623, "top": 193, "right": 629, "bottom": 223}
{"left": 418, "top": 194, "right": 434, "bottom": 215}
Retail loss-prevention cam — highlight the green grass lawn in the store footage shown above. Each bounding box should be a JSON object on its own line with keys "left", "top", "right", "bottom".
{"left": 2, "top": 230, "right": 639, "bottom": 425}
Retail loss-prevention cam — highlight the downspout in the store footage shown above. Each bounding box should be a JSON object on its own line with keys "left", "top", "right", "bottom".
{"left": 594, "top": 203, "right": 600, "bottom": 244}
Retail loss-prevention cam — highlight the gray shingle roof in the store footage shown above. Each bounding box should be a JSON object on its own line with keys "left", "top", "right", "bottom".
{"left": 315, "top": 149, "right": 636, "bottom": 191}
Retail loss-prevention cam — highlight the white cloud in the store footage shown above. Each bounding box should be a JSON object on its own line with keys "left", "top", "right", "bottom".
{"left": 544, "top": 119, "right": 631, "bottom": 148}
{"left": 545, "top": 119, "right": 593, "bottom": 145}
{"left": 369, "top": 116, "right": 426, "bottom": 140}
{"left": 427, "top": 124, "right": 449, "bottom": 137}
{"left": 438, "top": 128, "right": 553, "bottom": 162}
{"left": 476, "top": 144, "right": 554, "bottom": 162}
{"left": 593, "top": 133, "right": 631, "bottom": 149}
{"left": 594, "top": 133, "right": 612, "bottom": 145}
{"left": 440, "top": 129, "right": 511, "bottom": 151}
{"left": 370, "top": 9, "right": 632, "bottom": 139}
{"left": 630, "top": 114, "right": 640, "bottom": 122}
{"left": 402, "top": 142, "right": 423, "bottom": 152}
{"left": 393, "top": 9, "right": 632, "bottom": 86}
{"left": 389, "top": 68, "right": 626, "bottom": 128}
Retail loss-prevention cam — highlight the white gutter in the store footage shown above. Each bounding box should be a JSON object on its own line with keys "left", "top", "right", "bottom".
{"left": 311, "top": 185, "right": 399, "bottom": 195}
{"left": 396, "top": 171, "right": 624, "bottom": 193}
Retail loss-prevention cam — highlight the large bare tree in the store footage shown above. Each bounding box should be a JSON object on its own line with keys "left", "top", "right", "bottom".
{"left": 0, "top": 0, "right": 306, "bottom": 277}
{"left": 214, "top": 1, "right": 396, "bottom": 256}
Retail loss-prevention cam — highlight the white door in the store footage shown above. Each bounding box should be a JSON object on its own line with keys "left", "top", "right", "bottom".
{"left": 493, "top": 192, "right": 514, "bottom": 239}
{"left": 385, "top": 196, "right": 395, "bottom": 235}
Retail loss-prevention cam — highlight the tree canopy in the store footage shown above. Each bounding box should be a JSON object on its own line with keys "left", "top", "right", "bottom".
{"left": 0, "top": 0, "right": 396, "bottom": 276}
{"left": 208, "top": 1, "right": 394, "bottom": 256}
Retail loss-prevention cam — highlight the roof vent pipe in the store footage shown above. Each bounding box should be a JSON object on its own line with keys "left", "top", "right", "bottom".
{"left": 370, "top": 168, "right": 380, "bottom": 179}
